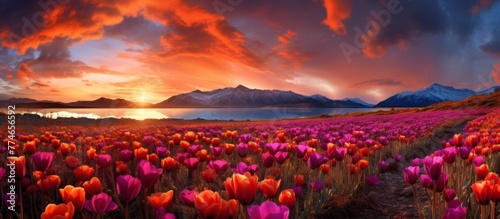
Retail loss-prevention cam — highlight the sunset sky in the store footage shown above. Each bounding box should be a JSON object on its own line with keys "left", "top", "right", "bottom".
{"left": 1, "top": 0, "right": 500, "bottom": 104}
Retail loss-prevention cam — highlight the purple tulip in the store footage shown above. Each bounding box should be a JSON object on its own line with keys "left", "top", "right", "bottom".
{"left": 443, "top": 188, "right": 456, "bottom": 202}
{"left": 410, "top": 158, "right": 421, "bottom": 166}
{"left": 295, "top": 145, "right": 308, "bottom": 158}
{"left": 403, "top": 166, "right": 419, "bottom": 184}
{"left": 307, "top": 152, "right": 328, "bottom": 169}
{"left": 138, "top": 160, "right": 162, "bottom": 189}
{"left": 84, "top": 192, "right": 118, "bottom": 213}
{"left": 247, "top": 164, "right": 260, "bottom": 175}
{"left": 435, "top": 172, "right": 448, "bottom": 192}
{"left": 473, "top": 156, "right": 484, "bottom": 168}
{"left": 309, "top": 180, "right": 324, "bottom": 192}
{"left": 179, "top": 189, "right": 198, "bottom": 207}
{"left": 394, "top": 154, "right": 402, "bottom": 162}
{"left": 156, "top": 147, "right": 170, "bottom": 158}
{"left": 443, "top": 206, "right": 466, "bottom": 219}
{"left": 262, "top": 152, "right": 275, "bottom": 168}
{"left": 119, "top": 149, "right": 133, "bottom": 162}
{"left": 274, "top": 151, "right": 288, "bottom": 165}
{"left": 156, "top": 207, "right": 176, "bottom": 219}
{"left": 207, "top": 160, "right": 229, "bottom": 174}
{"left": 420, "top": 174, "right": 434, "bottom": 189}
{"left": 365, "top": 175, "right": 380, "bottom": 186}
{"left": 32, "top": 152, "right": 54, "bottom": 171}
{"left": 183, "top": 157, "right": 199, "bottom": 170}
{"left": 334, "top": 147, "right": 347, "bottom": 161}
{"left": 458, "top": 146, "right": 470, "bottom": 160}
{"left": 448, "top": 199, "right": 462, "bottom": 208}
{"left": 233, "top": 162, "right": 249, "bottom": 174}
{"left": 116, "top": 175, "right": 141, "bottom": 202}
{"left": 237, "top": 143, "right": 249, "bottom": 157}
{"left": 292, "top": 186, "right": 303, "bottom": 196}
{"left": 248, "top": 201, "right": 289, "bottom": 219}
{"left": 211, "top": 147, "right": 223, "bottom": 157}
{"left": 442, "top": 147, "right": 456, "bottom": 164}
{"left": 423, "top": 156, "right": 443, "bottom": 180}
{"left": 97, "top": 154, "right": 112, "bottom": 168}
{"left": 350, "top": 155, "right": 361, "bottom": 164}
{"left": 378, "top": 161, "right": 389, "bottom": 173}
{"left": 266, "top": 143, "right": 282, "bottom": 155}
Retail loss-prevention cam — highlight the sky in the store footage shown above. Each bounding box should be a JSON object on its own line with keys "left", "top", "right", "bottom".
{"left": 1, "top": 0, "right": 500, "bottom": 104}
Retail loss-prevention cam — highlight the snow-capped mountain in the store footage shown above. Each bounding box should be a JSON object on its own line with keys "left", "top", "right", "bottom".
{"left": 156, "top": 85, "right": 370, "bottom": 108}
{"left": 476, "top": 86, "right": 500, "bottom": 95}
{"left": 342, "top": 98, "right": 374, "bottom": 107}
{"left": 375, "top": 83, "right": 498, "bottom": 107}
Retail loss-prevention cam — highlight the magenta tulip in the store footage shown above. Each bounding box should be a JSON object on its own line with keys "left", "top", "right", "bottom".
{"left": 116, "top": 175, "right": 141, "bottom": 202}
{"left": 32, "top": 152, "right": 54, "bottom": 171}
{"left": 97, "top": 154, "right": 112, "bottom": 168}
{"left": 138, "top": 160, "right": 162, "bottom": 189}
{"left": 84, "top": 192, "right": 118, "bottom": 213}
{"left": 248, "top": 201, "right": 289, "bottom": 219}
{"left": 423, "top": 156, "right": 443, "bottom": 180}
{"left": 403, "top": 166, "right": 419, "bottom": 184}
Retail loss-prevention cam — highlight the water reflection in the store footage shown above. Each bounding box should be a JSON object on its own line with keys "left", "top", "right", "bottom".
{"left": 12, "top": 108, "right": 387, "bottom": 121}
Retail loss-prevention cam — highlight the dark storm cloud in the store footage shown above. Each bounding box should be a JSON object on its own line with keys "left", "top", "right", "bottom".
{"left": 481, "top": 38, "right": 500, "bottom": 58}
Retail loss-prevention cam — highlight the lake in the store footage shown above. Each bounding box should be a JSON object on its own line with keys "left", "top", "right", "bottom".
{"left": 11, "top": 108, "right": 392, "bottom": 121}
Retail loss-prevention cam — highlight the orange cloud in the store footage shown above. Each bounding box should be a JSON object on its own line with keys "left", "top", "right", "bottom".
{"left": 322, "top": 0, "right": 352, "bottom": 35}
{"left": 273, "top": 29, "right": 308, "bottom": 69}
{"left": 17, "top": 63, "right": 35, "bottom": 79}
{"left": 492, "top": 63, "right": 500, "bottom": 83}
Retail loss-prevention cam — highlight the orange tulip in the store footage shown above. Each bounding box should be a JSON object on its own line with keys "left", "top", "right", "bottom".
{"left": 180, "top": 141, "right": 190, "bottom": 151}
{"left": 59, "top": 143, "right": 71, "bottom": 156}
{"left": 41, "top": 202, "right": 74, "bottom": 219}
{"left": 172, "top": 133, "right": 181, "bottom": 145}
{"left": 294, "top": 175, "right": 305, "bottom": 187}
{"left": 224, "top": 172, "right": 258, "bottom": 205}
{"left": 147, "top": 191, "right": 174, "bottom": 211}
{"left": 161, "top": 157, "right": 177, "bottom": 172}
{"left": 184, "top": 131, "right": 196, "bottom": 143}
{"left": 23, "top": 141, "right": 36, "bottom": 155}
{"left": 279, "top": 189, "right": 295, "bottom": 209}
{"left": 225, "top": 144, "right": 235, "bottom": 155}
{"left": 87, "top": 148, "right": 96, "bottom": 160}
{"left": 51, "top": 139, "right": 60, "bottom": 149}
{"left": 132, "top": 141, "right": 142, "bottom": 150}
{"left": 258, "top": 178, "right": 281, "bottom": 199}
{"left": 147, "top": 153, "right": 159, "bottom": 164}
{"left": 65, "top": 156, "right": 79, "bottom": 169}
{"left": 115, "top": 161, "right": 128, "bottom": 174}
{"left": 194, "top": 190, "right": 238, "bottom": 219}
{"left": 320, "top": 164, "right": 330, "bottom": 174}
{"left": 196, "top": 149, "right": 208, "bottom": 162}
{"left": 83, "top": 177, "right": 102, "bottom": 196}
{"left": 472, "top": 180, "right": 493, "bottom": 205}
{"left": 74, "top": 165, "right": 94, "bottom": 182}
{"left": 134, "top": 147, "right": 148, "bottom": 161}
{"left": 485, "top": 172, "right": 500, "bottom": 184}
{"left": 59, "top": 185, "right": 85, "bottom": 211}
{"left": 358, "top": 159, "right": 369, "bottom": 170}
{"left": 202, "top": 168, "right": 217, "bottom": 183}
{"left": 492, "top": 184, "right": 500, "bottom": 203}
{"left": 475, "top": 164, "right": 489, "bottom": 180}
{"left": 212, "top": 137, "right": 221, "bottom": 147}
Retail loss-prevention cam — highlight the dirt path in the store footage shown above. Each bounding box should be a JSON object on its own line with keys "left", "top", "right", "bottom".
{"left": 338, "top": 120, "right": 469, "bottom": 219}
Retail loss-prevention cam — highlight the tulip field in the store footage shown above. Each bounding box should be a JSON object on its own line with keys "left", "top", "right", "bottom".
{"left": 1, "top": 108, "right": 499, "bottom": 218}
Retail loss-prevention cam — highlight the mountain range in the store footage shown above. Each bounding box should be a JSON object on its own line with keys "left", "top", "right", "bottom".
{"left": 1, "top": 83, "right": 499, "bottom": 108}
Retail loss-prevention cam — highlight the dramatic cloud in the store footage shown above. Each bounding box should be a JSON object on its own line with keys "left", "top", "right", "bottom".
{"left": 492, "top": 63, "right": 500, "bottom": 83}
{"left": 481, "top": 38, "right": 500, "bottom": 59}
{"left": 322, "top": 0, "right": 352, "bottom": 35}
{"left": 273, "top": 30, "right": 309, "bottom": 69}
